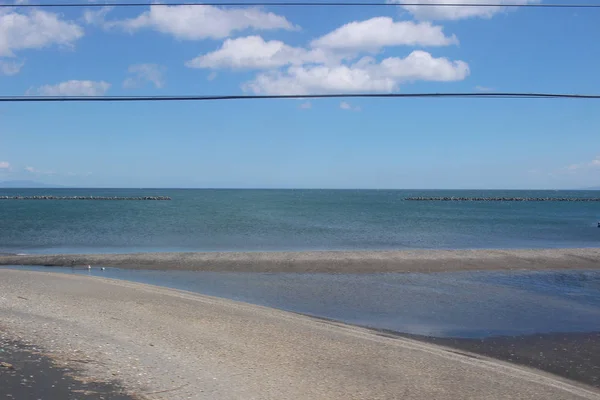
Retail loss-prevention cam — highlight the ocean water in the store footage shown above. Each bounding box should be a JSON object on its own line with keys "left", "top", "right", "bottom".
{"left": 0, "top": 188, "right": 599, "bottom": 254}
{"left": 4, "top": 266, "right": 600, "bottom": 338}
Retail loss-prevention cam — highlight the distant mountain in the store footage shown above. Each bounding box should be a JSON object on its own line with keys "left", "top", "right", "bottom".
{"left": 0, "top": 180, "right": 64, "bottom": 188}
{"left": 580, "top": 186, "right": 600, "bottom": 190}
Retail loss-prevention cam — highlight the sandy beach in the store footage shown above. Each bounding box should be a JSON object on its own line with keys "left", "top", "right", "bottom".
{"left": 1, "top": 269, "right": 599, "bottom": 400}
{"left": 1, "top": 247, "right": 600, "bottom": 273}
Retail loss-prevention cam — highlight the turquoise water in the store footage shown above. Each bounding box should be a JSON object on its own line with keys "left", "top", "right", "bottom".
{"left": 0, "top": 188, "right": 599, "bottom": 254}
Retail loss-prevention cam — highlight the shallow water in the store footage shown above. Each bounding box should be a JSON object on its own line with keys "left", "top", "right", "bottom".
{"left": 5, "top": 266, "right": 600, "bottom": 339}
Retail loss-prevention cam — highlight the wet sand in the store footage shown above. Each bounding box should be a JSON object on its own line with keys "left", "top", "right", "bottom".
{"left": 2, "top": 269, "right": 599, "bottom": 400}
{"left": 0, "top": 336, "right": 137, "bottom": 400}
{"left": 405, "top": 332, "right": 600, "bottom": 389}
{"left": 1, "top": 247, "right": 600, "bottom": 273}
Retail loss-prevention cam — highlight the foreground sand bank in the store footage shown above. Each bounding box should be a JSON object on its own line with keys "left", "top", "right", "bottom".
{"left": 1, "top": 269, "right": 598, "bottom": 400}
{"left": 1, "top": 247, "right": 600, "bottom": 273}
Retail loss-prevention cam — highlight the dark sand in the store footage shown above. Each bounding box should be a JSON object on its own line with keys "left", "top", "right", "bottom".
{"left": 406, "top": 332, "right": 600, "bottom": 389}
{"left": 0, "top": 335, "right": 138, "bottom": 400}
{"left": 2, "top": 247, "right": 600, "bottom": 273}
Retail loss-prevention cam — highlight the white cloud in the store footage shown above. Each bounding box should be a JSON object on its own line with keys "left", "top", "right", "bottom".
{"left": 311, "top": 17, "right": 457, "bottom": 51}
{"left": 392, "top": 0, "right": 540, "bottom": 21}
{"left": 0, "top": 161, "right": 10, "bottom": 170}
{"left": 83, "top": 6, "right": 113, "bottom": 26}
{"left": 0, "top": 9, "right": 83, "bottom": 57}
{"left": 207, "top": 71, "right": 218, "bottom": 81}
{"left": 123, "top": 64, "right": 166, "bottom": 89}
{"left": 298, "top": 101, "right": 312, "bottom": 109}
{"left": 245, "top": 64, "right": 395, "bottom": 95}
{"left": 24, "top": 166, "right": 55, "bottom": 175}
{"left": 565, "top": 156, "right": 600, "bottom": 172}
{"left": 244, "top": 50, "right": 469, "bottom": 95}
{"left": 339, "top": 101, "right": 361, "bottom": 111}
{"left": 31, "top": 80, "right": 111, "bottom": 96}
{"left": 0, "top": 59, "right": 24, "bottom": 76}
{"left": 186, "top": 36, "right": 333, "bottom": 70}
{"left": 188, "top": 17, "right": 457, "bottom": 71}
{"left": 377, "top": 51, "right": 470, "bottom": 81}
{"left": 475, "top": 85, "right": 493, "bottom": 92}
{"left": 188, "top": 16, "right": 467, "bottom": 95}
{"left": 103, "top": 5, "right": 296, "bottom": 40}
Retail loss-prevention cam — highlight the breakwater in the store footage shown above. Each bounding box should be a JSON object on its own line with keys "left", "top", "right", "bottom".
{"left": 0, "top": 196, "right": 171, "bottom": 200}
{"left": 405, "top": 197, "right": 600, "bottom": 202}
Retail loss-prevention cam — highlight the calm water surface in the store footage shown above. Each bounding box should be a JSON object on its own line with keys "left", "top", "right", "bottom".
{"left": 5, "top": 266, "right": 600, "bottom": 339}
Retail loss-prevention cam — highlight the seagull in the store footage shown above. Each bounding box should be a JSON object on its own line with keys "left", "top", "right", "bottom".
{"left": 87, "top": 265, "right": 91, "bottom": 270}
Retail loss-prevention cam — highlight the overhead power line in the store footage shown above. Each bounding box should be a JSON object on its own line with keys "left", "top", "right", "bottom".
{"left": 3, "top": 2, "right": 600, "bottom": 7}
{"left": 1, "top": 93, "right": 599, "bottom": 102}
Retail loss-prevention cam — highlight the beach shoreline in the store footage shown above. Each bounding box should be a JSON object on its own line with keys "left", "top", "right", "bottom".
{"left": 1, "top": 247, "right": 600, "bottom": 273}
{"left": 1, "top": 269, "right": 599, "bottom": 400}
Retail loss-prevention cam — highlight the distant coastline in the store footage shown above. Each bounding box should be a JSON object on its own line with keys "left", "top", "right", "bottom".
{"left": 2, "top": 248, "right": 600, "bottom": 273}
{"left": 1, "top": 185, "right": 599, "bottom": 190}
{"left": 0, "top": 180, "right": 64, "bottom": 188}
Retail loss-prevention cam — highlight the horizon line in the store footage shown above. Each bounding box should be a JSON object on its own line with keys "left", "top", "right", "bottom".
{"left": 0, "top": 187, "right": 597, "bottom": 191}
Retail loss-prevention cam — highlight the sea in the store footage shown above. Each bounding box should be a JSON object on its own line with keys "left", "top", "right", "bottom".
{"left": 2, "top": 188, "right": 600, "bottom": 340}
{"left": 0, "top": 188, "right": 599, "bottom": 254}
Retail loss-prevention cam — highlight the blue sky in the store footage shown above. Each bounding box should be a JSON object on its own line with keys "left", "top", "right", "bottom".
{"left": 0, "top": 1, "right": 599, "bottom": 189}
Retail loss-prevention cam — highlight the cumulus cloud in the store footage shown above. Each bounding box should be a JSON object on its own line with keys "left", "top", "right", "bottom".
{"left": 187, "top": 13, "right": 468, "bottom": 95}
{"left": 311, "top": 17, "right": 457, "bottom": 51}
{"left": 377, "top": 52, "right": 470, "bottom": 81}
{"left": 244, "top": 50, "right": 469, "bottom": 95}
{"left": 0, "top": 60, "right": 24, "bottom": 76}
{"left": 0, "top": 161, "right": 10, "bottom": 170}
{"left": 30, "top": 80, "right": 111, "bottom": 96}
{"left": 123, "top": 64, "right": 166, "bottom": 89}
{"left": 186, "top": 36, "right": 333, "bottom": 70}
{"left": 0, "top": 9, "right": 83, "bottom": 57}
{"left": 244, "top": 64, "right": 395, "bottom": 95}
{"left": 188, "top": 17, "right": 457, "bottom": 71}
{"left": 99, "top": 5, "right": 296, "bottom": 40}
{"left": 392, "top": 0, "right": 540, "bottom": 21}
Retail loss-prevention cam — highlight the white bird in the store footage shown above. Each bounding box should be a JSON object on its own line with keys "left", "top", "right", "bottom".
{"left": 87, "top": 265, "right": 91, "bottom": 270}
{"left": 101, "top": 267, "right": 106, "bottom": 271}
